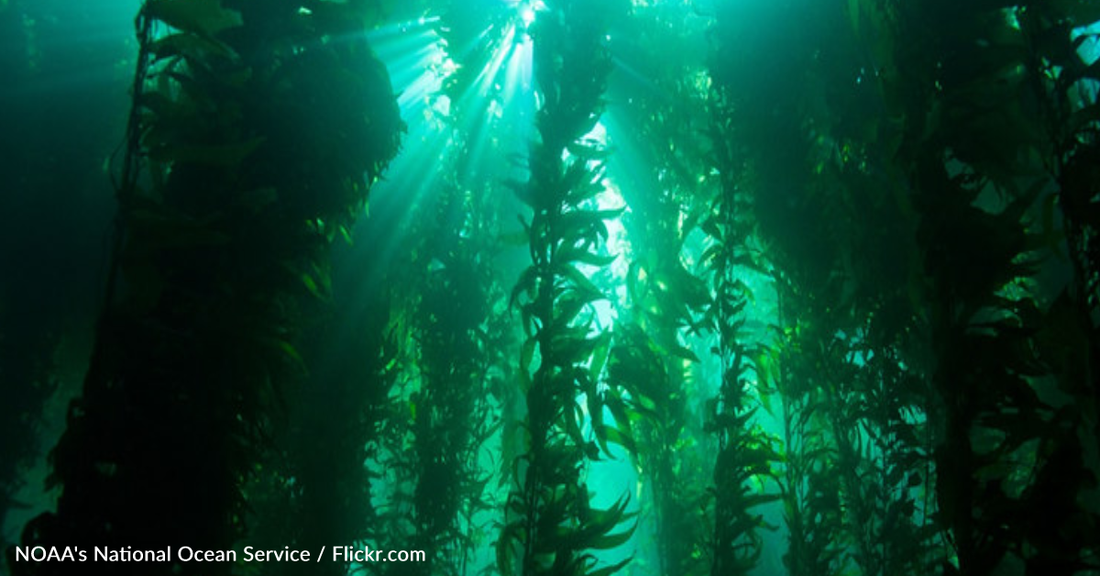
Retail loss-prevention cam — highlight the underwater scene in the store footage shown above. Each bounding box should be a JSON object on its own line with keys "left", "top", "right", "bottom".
{"left": 3, "top": 0, "right": 1100, "bottom": 575}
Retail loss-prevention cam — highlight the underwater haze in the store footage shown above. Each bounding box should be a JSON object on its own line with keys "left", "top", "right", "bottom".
{"left": 3, "top": 1, "right": 1100, "bottom": 575}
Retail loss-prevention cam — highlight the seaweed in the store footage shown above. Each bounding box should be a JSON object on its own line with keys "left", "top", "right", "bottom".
{"left": 6, "top": 2, "right": 1100, "bottom": 576}
{"left": 600, "top": 6, "right": 718, "bottom": 576}
{"left": 10, "top": 1, "right": 402, "bottom": 574}
{"left": 702, "top": 9, "right": 787, "bottom": 571}
{"left": 497, "top": 1, "right": 636, "bottom": 575}
{"left": 370, "top": 6, "right": 514, "bottom": 570}
{"left": 863, "top": 0, "right": 1100, "bottom": 573}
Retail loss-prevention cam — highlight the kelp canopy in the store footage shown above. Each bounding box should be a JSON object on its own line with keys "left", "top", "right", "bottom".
{"left": 2, "top": 1, "right": 1100, "bottom": 576}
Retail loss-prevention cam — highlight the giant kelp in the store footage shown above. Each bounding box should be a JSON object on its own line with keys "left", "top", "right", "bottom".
{"left": 603, "top": 6, "right": 715, "bottom": 576}
{"left": 704, "top": 23, "right": 782, "bottom": 576}
{"left": 6, "top": 2, "right": 1100, "bottom": 576}
{"left": 855, "top": 0, "right": 1100, "bottom": 573}
{"left": 497, "top": 1, "right": 636, "bottom": 575}
{"left": 10, "top": 1, "right": 401, "bottom": 575}
{"left": 369, "top": 5, "right": 516, "bottom": 573}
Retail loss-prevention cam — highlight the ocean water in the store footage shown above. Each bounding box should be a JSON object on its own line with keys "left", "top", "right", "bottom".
{"left": 2, "top": 2, "right": 1100, "bottom": 576}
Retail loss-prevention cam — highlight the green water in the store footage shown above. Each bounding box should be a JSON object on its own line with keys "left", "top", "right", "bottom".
{"left": 2, "top": 1, "right": 1100, "bottom": 575}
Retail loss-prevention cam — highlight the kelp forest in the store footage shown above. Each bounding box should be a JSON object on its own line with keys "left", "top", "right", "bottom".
{"left": 3, "top": 0, "right": 1100, "bottom": 575}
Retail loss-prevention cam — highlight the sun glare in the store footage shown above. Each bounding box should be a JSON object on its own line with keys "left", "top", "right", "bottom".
{"left": 521, "top": 6, "right": 536, "bottom": 27}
